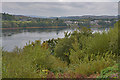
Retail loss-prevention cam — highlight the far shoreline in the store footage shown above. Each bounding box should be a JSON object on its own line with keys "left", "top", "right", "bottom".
{"left": 0, "top": 26, "right": 69, "bottom": 30}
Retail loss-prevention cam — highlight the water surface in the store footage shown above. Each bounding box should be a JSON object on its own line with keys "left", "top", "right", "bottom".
{"left": 1, "top": 28, "right": 108, "bottom": 52}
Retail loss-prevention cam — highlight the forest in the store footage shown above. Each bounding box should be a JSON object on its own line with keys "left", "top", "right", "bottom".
{"left": 2, "top": 13, "right": 117, "bottom": 29}
{"left": 2, "top": 20, "right": 119, "bottom": 78}
{"left": 2, "top": 13, "right": 67, "bottom": 28}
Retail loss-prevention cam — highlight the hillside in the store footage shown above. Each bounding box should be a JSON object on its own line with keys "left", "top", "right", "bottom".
{"left": 2, "top": 13, "right": 67, "bottom": 28}
{"left": 1, "top": 13, "right": 118, "bottom": 29}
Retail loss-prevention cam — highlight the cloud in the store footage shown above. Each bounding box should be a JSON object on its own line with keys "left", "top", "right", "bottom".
{"left": 2, "top": 0, "right": 120, "bottom": 2}
{"left": 2, "top": 2, "right": 118, "bottom": 16}
{"left": 0, "top": 2, "right": 2, "bottom": 13}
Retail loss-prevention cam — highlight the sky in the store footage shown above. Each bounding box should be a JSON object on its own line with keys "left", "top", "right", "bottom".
{"left": 1, "top": 0, "right": 120, "bottom": 2}
{"left": 1, "top": 0, "right": 119, "bottom": 17}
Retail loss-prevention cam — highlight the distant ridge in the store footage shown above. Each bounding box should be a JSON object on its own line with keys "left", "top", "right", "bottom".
{"left": 50, "top": 15, "right": 118, "bottom": 19}
{"left": 1, "top": 13, "right": 118, "bottom": 19}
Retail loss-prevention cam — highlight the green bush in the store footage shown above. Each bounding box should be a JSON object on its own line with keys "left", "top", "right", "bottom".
{"left": 54, "top": 32, "right": 73, "bottom": 63}
{"left": 98, "top": 64, "right": 119, "bottom": 78}
{"left": 69, "top": 51, "right": 116, "bottom": 76}
{"left": 2, "top": 21, "right": 119, "bottom": 78}
{"left": 2, "top": 40, "right": 67, "bottom": 78}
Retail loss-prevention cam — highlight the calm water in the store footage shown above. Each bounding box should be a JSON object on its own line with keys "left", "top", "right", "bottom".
{"left": 1, "top": 28, "right": 108, "bottom": 52}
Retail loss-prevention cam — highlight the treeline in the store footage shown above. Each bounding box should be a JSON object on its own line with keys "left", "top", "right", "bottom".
{"left": 2, "top": 21, "right": 119, "bottom": 78}
{"left": 2, "top": 13, "right": 16, "bottom": 21}
{"left": 97, "top": 19, "right": 117, "bottom": 28}
{"left": 2, "top": 20, "right": 67, "bottom": 28}
{"left": 2, "top": 13, "right": 117, "bottom": 28}
{"left": 2, "top": 13, "right": 67, "bottom": 28}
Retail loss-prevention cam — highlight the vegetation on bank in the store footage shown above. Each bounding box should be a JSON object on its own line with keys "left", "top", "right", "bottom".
{"left": 2, "top": 21, "right": 119, "bottom": 78}
{"left": 2, "top": 13, "right": 117, "bottom": 29}
{"left": 2, "top": 13, "right": 67, "bottom": 28}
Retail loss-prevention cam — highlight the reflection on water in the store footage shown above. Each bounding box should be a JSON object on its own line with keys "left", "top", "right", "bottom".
{"left": 1, "top": 28, "right": 108, "bottom": 52}
{"left": 2, "top": 28, "right": 75, "bottom": 51}
{"left": 2, "top": 28, "right": 67, "bottom": 37}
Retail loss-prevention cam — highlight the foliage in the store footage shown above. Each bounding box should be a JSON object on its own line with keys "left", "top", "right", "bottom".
{"left": 54, "top": 32, "right": 73, "bottom": 63}
{"left": 2, "top": 13, "right": 67, "bottom": 28}
{"left": 2, "top": 13, "right": 117, "bottom": 29}
{"left": 98, "top": 64, "right": 119, "bottom": 78}
{"left": 69, "top": 50, "right": 116, "bottom": 75}
{"left": 2, "top": 21, "right": 119, "bottom": 78}
{"left": 2, "top": 40, "right": 67, "bottom": 78}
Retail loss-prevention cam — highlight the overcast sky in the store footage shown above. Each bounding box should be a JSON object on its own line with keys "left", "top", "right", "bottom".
{"left": 2, "top": 0, "right": 120, "bottom": 2}
{"left": 2, "top": 1, "right": 119, "bottom": 17}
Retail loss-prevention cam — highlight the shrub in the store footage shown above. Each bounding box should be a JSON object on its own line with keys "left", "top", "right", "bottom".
{"left": 98, "top": 64, "right": 119, "bottom": 78}
{"left": 69, "top": 50, "right": 116, "bottom": 76}
{"left": 2, "top": 22, "right": 119, "bottom": 78}
{"left": 2, "top": 40, "right": 67, "bottom": 78}
{"left": 54, "top": 34, "right": 73, "bottom": 63}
